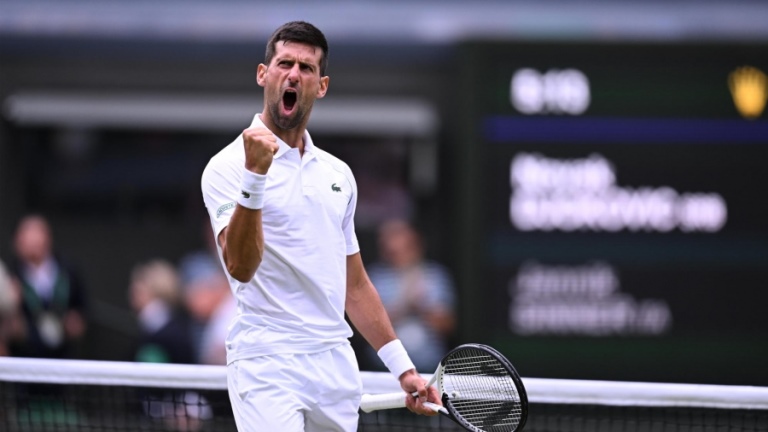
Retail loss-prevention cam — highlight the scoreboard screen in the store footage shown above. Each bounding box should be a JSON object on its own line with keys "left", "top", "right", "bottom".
{"left": 455, "top": 41, "right": 768, "bottom": 385}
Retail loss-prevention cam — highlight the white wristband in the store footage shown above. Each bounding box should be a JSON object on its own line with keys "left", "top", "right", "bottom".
{"left": 377, "top": 339, "right": 416, "bottom": 379}
{"left": 237, "top": 169, "right": 267, "bottom": 210}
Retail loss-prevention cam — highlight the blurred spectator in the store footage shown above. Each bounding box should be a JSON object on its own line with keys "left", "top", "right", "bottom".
{"left": 178, "top": 222, "right": 236, "bottom": 365}
{"left": 128, "top": 259, "right": 195, "bottom": 364}
{"left": 8, "top": 214, "right": 88, "bottom": 359}
{"left": 365, "top": 218, "right": 457, "bottom": 372}
{"left": 0, "top": 260, "right": 24, "bottom": 356}
{"left": 129, "top": 259, "right": 208, "bottom": 431}
{"left": 180, "top": 254, "right": 235, "bottom": 366}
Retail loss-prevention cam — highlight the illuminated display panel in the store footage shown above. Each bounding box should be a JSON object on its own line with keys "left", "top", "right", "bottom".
{"left": 457, "top": 42, "right": 768, "bottom": 385}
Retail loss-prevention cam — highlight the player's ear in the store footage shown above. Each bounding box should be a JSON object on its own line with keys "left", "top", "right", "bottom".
{"left": 317, "top": 76, "right": 329, "bottom": 99}
{"left": 256, "top": 64, "right": 268, "bottom": 87}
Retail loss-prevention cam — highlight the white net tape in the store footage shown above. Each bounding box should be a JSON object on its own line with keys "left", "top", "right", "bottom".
{"left": 1, "top": 357, "right": 767, "bottom": 410}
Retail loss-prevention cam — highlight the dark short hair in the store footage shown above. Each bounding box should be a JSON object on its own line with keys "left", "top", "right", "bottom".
{"left": 265, "top": 21, "right": 329, "bottom": 76}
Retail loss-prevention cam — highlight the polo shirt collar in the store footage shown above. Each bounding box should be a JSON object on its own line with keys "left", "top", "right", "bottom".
{"left": 249, "top": 114, "right": 315, "bottom": 160}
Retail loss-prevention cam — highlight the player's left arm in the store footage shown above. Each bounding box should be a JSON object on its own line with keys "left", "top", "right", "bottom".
{"left": 345, "top": 253, "right": 440, "bottom": 415}
{"left": 345, "top": 252, "right": 397, "bottom": 351}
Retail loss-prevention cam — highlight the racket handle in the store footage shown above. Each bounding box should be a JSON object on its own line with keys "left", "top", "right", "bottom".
{"left": 360, "top": 392, "right": 406, "bottom": 413}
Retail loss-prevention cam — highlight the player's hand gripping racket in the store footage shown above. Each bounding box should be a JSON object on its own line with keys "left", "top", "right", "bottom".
{"left": 360, "top": 343, "right": 528, "bottom": 432}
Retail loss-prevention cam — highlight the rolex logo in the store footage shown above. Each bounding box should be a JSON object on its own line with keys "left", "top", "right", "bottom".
{"left": 728, "top": 66, "right": 767, "bottom": 119}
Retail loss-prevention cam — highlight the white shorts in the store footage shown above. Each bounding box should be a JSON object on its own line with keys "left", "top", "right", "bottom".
{"left": 227, "top": 343, "right": 362, "bottom": 432}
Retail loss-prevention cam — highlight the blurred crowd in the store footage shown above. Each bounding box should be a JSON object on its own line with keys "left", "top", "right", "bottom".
{"left": 0, "top": 214, "right": 236, "bottom": 367}
{"left": 1, "top": 214, "right": 456, "bottom": 373}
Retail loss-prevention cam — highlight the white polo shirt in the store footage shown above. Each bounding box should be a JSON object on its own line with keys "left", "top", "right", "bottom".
{"left": 201, "top": 114, "right": 360, "bottom": 364}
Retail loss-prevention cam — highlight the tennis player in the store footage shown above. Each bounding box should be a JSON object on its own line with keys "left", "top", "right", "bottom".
{"left": 201, "top": 21, "right": 441, "bottom": 431}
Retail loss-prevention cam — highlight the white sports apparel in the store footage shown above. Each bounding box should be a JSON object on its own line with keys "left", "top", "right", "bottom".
{"left": 201, "top": 114, "right": 360, "bottom": 365}
{"left": 227, "top": 343, "right": 362, "bottom": 432}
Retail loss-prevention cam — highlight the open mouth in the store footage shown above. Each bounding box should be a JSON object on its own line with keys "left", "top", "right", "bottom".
{"left": 282, "top": 90, "right": 297, "bottom": 113}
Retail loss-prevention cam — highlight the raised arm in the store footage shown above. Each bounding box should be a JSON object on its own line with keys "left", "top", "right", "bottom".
{"left": 219, "top": 211, "right": 262, "bottom": 283}
{"left": 220, "top": 127, "right": 278, "bottom": 283}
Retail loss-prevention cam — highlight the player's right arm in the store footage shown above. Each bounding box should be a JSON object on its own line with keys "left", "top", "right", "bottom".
{"left": 219, "top": 127, "right": 278, "bottom": 283}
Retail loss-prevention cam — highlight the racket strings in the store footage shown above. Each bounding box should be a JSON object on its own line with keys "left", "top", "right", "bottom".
{"left": 442, "top": 349, "right": 522, "bottom": 432}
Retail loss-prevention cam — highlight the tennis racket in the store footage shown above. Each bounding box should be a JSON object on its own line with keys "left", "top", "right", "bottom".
{"left": 360, "top": 343, "right": 528, "bottom": 432}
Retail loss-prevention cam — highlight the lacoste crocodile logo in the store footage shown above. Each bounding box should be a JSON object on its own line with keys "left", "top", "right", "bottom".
{"left": 331, "top": 183, "right": 341, "bottom": 192}
{"left": 241, "top": 191, "right": 251, "bottom": 198}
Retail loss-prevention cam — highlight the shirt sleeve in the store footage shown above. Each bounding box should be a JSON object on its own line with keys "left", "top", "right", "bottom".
{"left": 201, "top": 151, "right": 240, "bottom": 242}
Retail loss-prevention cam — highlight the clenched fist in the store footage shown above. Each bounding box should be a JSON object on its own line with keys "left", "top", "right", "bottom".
{"left": 243, "top": 127, "right": 279, "bottom": 174}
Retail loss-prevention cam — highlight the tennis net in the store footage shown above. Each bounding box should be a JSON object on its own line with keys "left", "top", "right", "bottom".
{"left": 1, "top": 356, "right": 767, "bottom": 431}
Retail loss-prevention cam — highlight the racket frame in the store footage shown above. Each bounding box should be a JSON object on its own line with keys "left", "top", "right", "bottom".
{"left": 360, "top": 343, "right": 529, "bottom": 432}
{"left": 440, "top": 343, "right": 528, "bottom": 432}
